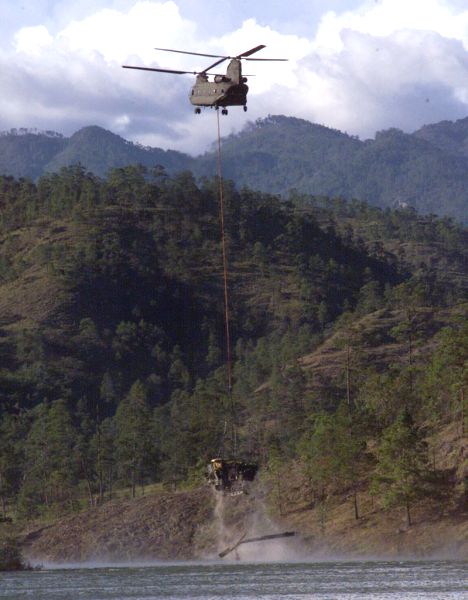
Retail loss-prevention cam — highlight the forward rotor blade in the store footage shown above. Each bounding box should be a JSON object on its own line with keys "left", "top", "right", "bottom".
{"left": 237, "top": 44, "right": 266, "bottom": 58}
{"left": 122, "top": 65, "right": 196, "bottom": 75}
{"left": 155, "top": 47, "right": 228, "bottom": 59}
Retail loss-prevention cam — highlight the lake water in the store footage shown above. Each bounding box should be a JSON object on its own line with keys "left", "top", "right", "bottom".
{"left": 1, "top": 560, "right": 467, "bottom": 599}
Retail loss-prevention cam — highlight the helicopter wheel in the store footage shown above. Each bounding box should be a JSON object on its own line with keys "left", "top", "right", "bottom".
{"left": 194, "top": 108, "right": 201, "bottom": 114}
{"left": 222, "top": 108, "right": 228, "bottom": 115}
{"left": 243, "top": 105, "right": 248, "bottom": 112}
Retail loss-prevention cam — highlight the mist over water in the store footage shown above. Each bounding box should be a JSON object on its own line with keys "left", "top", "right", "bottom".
{"left": 2, "top": 560, "right": 466, "bottom": 599}
{"left": 9, "top": 488, "right": 465, "bottom": 598}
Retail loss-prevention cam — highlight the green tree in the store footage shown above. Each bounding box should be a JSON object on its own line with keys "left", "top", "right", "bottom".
{"left": 114, "top": 380, "right": 154, "bottom": 498}
{"left": 298, "top": 405, "right": 365, "bottom": 521}
{"left": 18, "top": 400, "right": 78, "bottom": 517}
{"left": 421, "top": 317, "right": 468, "bottom": 433}
{"left": 334, "top": 313, "right": 365, "bottom": 408}
{"left": 90, "top": 416, "right": 117, "bottom": 502}
{"left": 372, "top": 410, "right": 432, "bottom": 527}
{"left": 0, "top": 414, "right": 24, "bottom": 518}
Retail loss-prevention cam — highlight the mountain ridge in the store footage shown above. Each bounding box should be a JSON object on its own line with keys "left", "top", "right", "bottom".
{"left": 1, "top": 115, "right": 468, "bottom": 221}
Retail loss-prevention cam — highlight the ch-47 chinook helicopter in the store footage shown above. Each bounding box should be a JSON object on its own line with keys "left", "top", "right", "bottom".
{"left": 123, "top": 45, "right": 287, "bottom": 114}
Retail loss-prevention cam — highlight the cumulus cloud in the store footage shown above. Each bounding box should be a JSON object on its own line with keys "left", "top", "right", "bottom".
{"left": 2, "top": 0, "right": 468, "bottom": 153}
{"left": 297, "top": 0, "right": 468, "bottom": 136}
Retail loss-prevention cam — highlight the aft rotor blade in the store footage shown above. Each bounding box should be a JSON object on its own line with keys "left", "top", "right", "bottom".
{"left": 203, "top": 44, "right": 267, "bottom": 72}
{"left": 155, "top": 47, "right": 228, "bottom": 59}
{"left": 122, "top": 65, "right": 196, "bottom": 75}
{"left": 201, "top": 56, "right": 230, "bottom": 73}
{"left": 245, "top": 58, "right": 288, "bottom": 61}
{"left": 237, "top": 44, "right": 266, "bottom": 58}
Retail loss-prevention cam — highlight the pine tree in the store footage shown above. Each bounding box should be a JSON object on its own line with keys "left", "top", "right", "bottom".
{"left": 18, "top": 400, "right": 78, "bottom": 516}
{"left": 372, "top": 410, "right": 432, "bottom": 526}
{"left": 298, "top": 404, "right": 365, "bottom": 520}
{"left": 0, "top": 414, "right": 24, "bottom": 518}
{"left": 114, "top": 380, "right": 154, "bottom": 498}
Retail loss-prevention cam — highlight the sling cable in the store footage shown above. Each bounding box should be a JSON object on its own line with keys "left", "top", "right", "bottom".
{"left": 206, "top": 108, "right": 258, "bottom": 495}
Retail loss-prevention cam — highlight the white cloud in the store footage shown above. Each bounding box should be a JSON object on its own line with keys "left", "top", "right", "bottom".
{"left": 2, "top": 0, "right": 468, "bottom": 154}
{"left": 57, "top": 1, "right": 197, "bottom": 64}
{"left": 295, "top": 0, "right": 468, "bottom": 136}
{"left": 14, "top": 25, "right": 53, "bottom": 55}
{"left": 313, "top": 0, "right": 468, "bottom": 53}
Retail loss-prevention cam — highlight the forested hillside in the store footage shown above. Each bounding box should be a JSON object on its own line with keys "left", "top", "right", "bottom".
{"left": 3, "top": 114, "right": 468, "bottom": 222}
{"left": 0, "top": 166, "right": 466, "bottom": 529}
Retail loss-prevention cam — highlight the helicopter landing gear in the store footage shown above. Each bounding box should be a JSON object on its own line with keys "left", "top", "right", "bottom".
{"left": 221, "top": 108, "right": 228, "bottom": 115}
{"left": 243, "top": 105, "right": 248, "bottom": 112}
{"left": 194, "top": 107, "right": 201, "bottom": 114}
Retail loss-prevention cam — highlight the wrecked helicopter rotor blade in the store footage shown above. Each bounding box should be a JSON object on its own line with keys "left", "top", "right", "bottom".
{"left": 218, "top": 532, "right": 247, "bottom": 559}
{"left": 240, "top": 531, "right": 296, "bottom": 545}
{"left": 218, "top": 531, "right": 296, "bottom": 558}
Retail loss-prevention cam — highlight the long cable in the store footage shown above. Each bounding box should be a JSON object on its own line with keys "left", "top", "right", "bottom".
{"left": 216, "top": 108, "right": 237, "bottom": 456}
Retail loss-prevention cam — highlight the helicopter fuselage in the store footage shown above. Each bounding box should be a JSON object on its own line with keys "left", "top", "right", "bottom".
{"left": 189, "top": 59, "right": 249, "bottom": 108}
{"left": 123, "top": 45, "right": 286, "bottom": 114}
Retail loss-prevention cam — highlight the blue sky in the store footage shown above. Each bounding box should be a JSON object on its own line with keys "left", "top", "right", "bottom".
{"left": 2, "top": 0, "right": 468, "bottom": 153}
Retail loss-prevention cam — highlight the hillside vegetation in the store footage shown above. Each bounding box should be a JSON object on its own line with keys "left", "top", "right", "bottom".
{"left": 0, "top": 166, "right": 466, "bottom": 557}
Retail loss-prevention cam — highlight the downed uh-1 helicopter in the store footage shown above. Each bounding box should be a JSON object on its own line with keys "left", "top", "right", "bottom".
{"left": 123, "top": 44, "right": 287, "bottom": 114}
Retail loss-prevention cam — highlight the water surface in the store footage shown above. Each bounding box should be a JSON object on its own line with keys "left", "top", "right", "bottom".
{"left": 1, "top": 560, "right": 466, "bottom": 599}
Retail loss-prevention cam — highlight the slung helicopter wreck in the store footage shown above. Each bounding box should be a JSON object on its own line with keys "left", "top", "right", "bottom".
{"left": 123, "top": 45, "right": 287, "bottom": 114}
{"left": 207, "top": 458, "right": 259, "bottom": 495}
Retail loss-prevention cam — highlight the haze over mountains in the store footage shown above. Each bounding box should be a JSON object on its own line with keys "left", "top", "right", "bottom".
{"left": 1, "top": 114, "right": 468, "bottom": 222}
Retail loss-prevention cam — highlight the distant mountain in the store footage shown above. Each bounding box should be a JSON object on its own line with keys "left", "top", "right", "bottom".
{"left": 195, "top": 116, "right": 362, "bottom": 198}
{"left": 1, "top": 116, "right": 468, "bottom": 221}
{"left": 194, "top": 116, "right": 468, "bottom": 222}
{"left": 44, "top": 126, "right": 193, "bottom": 177}
{"left": 0, "top": 126, "right": 192, "bottom": 180}
{"left": 413, "top": 117, "right": 468, "bottom": 158}
{"left": 0, "top": 130, "right": 67, "bottom": 180}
